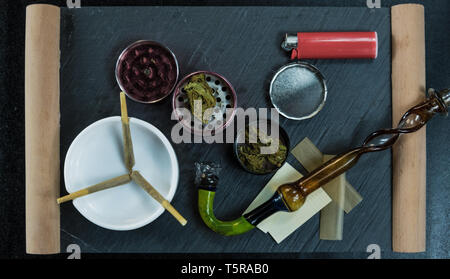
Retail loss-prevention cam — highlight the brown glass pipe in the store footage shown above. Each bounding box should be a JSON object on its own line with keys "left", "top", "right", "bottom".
{"left": 197, "top": 88, "right": 449, "bottom": 235}
{"left": 278, "top": 88, "right": 450, "bottom": 212}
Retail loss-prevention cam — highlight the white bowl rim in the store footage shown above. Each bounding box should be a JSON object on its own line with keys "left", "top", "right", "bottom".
{"left": 63, "top": 116, "right": 179, "bottom": 231}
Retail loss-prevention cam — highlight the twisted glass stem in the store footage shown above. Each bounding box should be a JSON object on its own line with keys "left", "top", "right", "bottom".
{"left": 279, "top": 88, "right": 449, "bottom": 211}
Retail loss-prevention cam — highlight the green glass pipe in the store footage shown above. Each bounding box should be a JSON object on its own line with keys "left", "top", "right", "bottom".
{"left": 198, "top": 190, "right": 255, "bottom": 236}
{"left": 196, "top": 88, "right": 450, "bottom": 235}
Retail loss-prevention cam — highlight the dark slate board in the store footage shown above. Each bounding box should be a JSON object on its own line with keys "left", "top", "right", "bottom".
{"left": 60, "top": 6, "right": 392, "bottom": 253}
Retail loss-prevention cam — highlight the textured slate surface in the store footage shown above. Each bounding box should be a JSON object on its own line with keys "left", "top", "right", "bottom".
{"left": 59, "top": 6, "right": 394, "bottom": 253}
{"left": 0, "top": 0, "right": 448, "bottom": 259}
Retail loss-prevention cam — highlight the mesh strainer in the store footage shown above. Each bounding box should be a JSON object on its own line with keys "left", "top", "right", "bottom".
{"left": 172, "top": 71, "right": 237, "bottom": 135}
{"left": 269, "top": 62, "right": 327, "bottom": 120}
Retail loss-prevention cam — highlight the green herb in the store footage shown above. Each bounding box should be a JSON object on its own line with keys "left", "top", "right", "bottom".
{"left": 238, "top": 127, "right": 287, "bottom": 174}
{"left": 184, "top": 73, "right": 216, "bottom": 124}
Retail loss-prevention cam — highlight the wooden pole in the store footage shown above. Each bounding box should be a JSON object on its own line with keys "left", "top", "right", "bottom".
{"left": 25, "top": 4, "right": 61, "bottom": 254}
{"left": 391, "top": 4, "right": 426, "bottom": 252}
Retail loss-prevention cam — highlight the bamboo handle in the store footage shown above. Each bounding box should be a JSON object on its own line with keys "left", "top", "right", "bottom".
{"left": 391, "top": 4, "right": 426, "bottom": 252}
{"left": 131, "top": 171, "right": 187, "bottom": 226}
{"left": 25, "top": 4, "right": 60, "bottom": 254}
{"left": 57, "top": 174, "right": 131, "bottom": 204}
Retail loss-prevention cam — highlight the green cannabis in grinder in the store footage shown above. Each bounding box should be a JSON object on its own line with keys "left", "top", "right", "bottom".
{"left": 238, "top": 126, "right": 287, "bottom": 174}
{"left": 184, "top": 73, "right": 216, "bottom": 124}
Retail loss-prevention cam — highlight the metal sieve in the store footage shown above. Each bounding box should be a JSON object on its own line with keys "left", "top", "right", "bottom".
{"left": 269, "top": 62, "right": 327, "bottom": 120}
{"left": 172, "top": 71, "right": 237, "bottom": 135}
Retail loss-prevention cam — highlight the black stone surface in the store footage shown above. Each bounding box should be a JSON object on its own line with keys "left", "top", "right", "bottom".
{"left": 60, "top": 5, "right": 391, "bottom": 253}
{"left": 0, "top": 0, "right": 449, "bottom": 259}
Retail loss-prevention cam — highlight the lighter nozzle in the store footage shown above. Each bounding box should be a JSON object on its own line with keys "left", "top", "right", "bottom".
{"left": 281, "top": 33, "right": 298, "bottom": 51}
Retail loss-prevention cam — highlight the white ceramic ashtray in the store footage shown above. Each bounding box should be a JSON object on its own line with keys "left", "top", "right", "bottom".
{"left": 64, "top": 116, "right": 179, "bottom": 231}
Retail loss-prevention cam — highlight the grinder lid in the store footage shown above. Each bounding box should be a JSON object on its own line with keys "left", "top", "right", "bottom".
{"left": 269, "top": 62, "right": 327, "bottom": 120}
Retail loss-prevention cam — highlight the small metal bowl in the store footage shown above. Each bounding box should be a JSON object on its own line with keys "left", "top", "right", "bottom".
{"left": 115, "top": 40, "right": 179, "bottom": 103}
{"left": 234, "top": 119, "right": 290, "bottom": 175}
{"left": 172, "top": 71, "right": 237, "bottom": 135}
{"left": 269, "top": 62, "right": 327, "bottom": 120}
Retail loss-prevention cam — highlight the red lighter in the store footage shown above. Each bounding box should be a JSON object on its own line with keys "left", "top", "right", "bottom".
{"left": 282, "top": 32, "right": 378, "bottom": 60}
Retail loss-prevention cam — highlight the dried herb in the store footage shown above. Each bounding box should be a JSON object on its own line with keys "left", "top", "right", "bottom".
{"left": 238, "top": 127, "right": 287, "bottom": 174}
{"left": 184, "top": 73, "right": 216, "bottom": 124}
